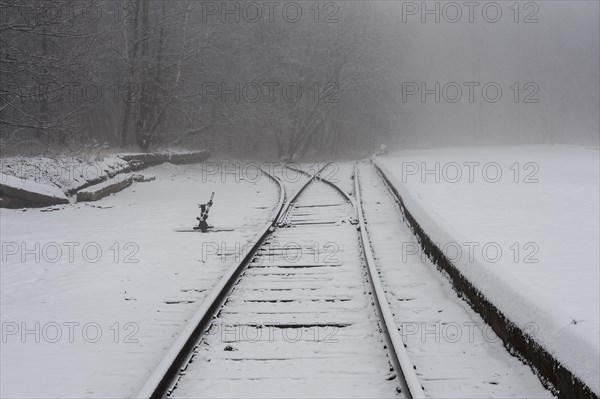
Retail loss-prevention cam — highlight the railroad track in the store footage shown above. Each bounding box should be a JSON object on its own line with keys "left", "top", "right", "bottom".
{"left": 353, "top": 161, "right": 551, "bottom": 398}
{"left": 135, "top": 163, "right": 425, "bottom": 398}
{"left": 135, "top": 166, "right": 287, "bottom": 399}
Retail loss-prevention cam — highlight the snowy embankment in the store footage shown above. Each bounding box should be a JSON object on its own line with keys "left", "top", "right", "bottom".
{"left": 375, "top": 145, "right": 599, "bottom": 397}
{"left": 0, "top": 162, "right": 279, "bottom": 398}
{"left": 0, "top": 150, "right": 209, "bottom": 207}
{"left": 77, "top": 174, "right": 134, "bottom": 202}
{"left": 0, "top": 172, "right": 69, "bottom": 207}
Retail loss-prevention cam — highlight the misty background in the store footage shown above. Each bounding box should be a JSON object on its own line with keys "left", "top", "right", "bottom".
{"left": 1, "top": 0, "right": 598, "bottom": 159}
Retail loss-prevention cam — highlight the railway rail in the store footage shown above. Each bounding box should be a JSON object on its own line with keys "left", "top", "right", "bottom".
{"left": 135, "top": 163, "right": 425, "bottom": 398}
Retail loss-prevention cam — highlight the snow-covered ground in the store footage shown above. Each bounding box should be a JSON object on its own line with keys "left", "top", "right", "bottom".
{"left": 2, "top": 151, "right": 596, "bottom": 397}
{"left": 375, "top": 145, "right": 600, "bottom": 395}
{"left": 0, "top": 162, "right": 279, "bottom": 398}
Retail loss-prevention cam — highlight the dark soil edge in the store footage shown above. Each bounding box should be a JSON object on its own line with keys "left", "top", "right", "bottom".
{"left": 374, "top": 162, "right": 597, "bottom": 399}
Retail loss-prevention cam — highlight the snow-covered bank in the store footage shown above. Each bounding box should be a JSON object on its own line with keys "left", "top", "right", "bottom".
{"left": 0, "top": 172, "right": 69, "bottom": 207}
{"left": 76, "top": 174, "right": 134, "bottom": 202}
{"left": 0, "top": 162, "right": 279, "bottom": 398}
{"left": 375, "top": 145, "right": 599, "bottom": 397}
{"left": 0, "top": 150, "right": 209, "bottom": 207}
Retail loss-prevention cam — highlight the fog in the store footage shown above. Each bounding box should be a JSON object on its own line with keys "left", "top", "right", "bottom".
{"left": 1, "top": 0, "right": 598, "bottom": 158}
{"left": 387, "top": 1, "right": 600, "bottom": 149}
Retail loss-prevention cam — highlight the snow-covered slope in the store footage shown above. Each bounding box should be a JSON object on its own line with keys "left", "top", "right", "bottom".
{"left": 375, "top": 145, "right": 599, "bottom": 395}
{"left": 0, "top": 156, "right": 130, "bottom": 194}
{"left": 0, "top": 172, "right": 69, "bottom": 206}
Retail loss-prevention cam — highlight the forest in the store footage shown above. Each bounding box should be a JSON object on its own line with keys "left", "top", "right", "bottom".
{"left": 1, "top": 1, "right": 403, "bottom": 159}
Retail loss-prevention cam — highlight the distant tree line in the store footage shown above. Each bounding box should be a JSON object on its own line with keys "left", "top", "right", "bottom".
{"left": 1, "top": 1, "right": 404, "bottom": 159}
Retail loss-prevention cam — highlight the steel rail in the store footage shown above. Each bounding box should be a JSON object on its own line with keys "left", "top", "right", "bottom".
{"left": 354, "top": 162, "right": 426, "bottom": 399}
{"left": 285, "top": 163, "right": 355, "bottom": 207}
{"left": 278, "top": 162, "right": 338, "bottom": 222}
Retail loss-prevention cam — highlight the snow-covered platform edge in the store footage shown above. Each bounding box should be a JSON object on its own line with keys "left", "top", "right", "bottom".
{"left": 0, "top": 150, "right": 210, "bottom": 208}
{"left": 76, "top": 174, "right": 134, "bottom": 202}
{"left": 72, "top": 150, "right": 210, "bottom": 196}
{"left": 0, "top": 173, "right": 69, "bottom": 208}
{"left": 373, "top": 158, "right": 598, "bottom": 399}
